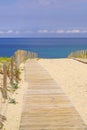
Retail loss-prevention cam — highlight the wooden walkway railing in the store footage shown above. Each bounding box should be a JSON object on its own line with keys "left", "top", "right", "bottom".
{"left": 19, "top": 59, "right": 87, "bottom": 130}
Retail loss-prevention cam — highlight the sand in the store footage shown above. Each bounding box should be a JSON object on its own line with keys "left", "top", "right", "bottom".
{"left": 2, "top": 58, "right": 87, "bottom": 129}
{"left": 3, "top": 63, "right": 28, "bottom": 130}
{"left": 38, "top": 58, "right": 87, "bottom": 125}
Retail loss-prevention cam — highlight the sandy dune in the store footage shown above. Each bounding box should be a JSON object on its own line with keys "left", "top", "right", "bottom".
{"left": 38, "top": 58, "right": 87, "bottom": 125}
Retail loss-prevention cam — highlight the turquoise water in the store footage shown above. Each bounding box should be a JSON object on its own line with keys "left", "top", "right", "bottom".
{"left": 0, "top": 38, "right": 87, "bottom": 58}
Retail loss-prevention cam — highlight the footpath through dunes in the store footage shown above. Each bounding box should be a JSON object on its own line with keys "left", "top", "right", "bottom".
{"left": 19, "top": 59, "right": 87, "bottom": 130}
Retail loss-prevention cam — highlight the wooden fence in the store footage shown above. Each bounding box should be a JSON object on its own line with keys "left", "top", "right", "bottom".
{"left": 14, "top": 50, "right": 38, "bottom": 67}
{"left": 1, "top": 50, "right": 38, "bottom": 99}
{"left": 68, "top": 50, "right": 87, "bottom": 58}
{"left": 0, "top": 50, "right": 38, "bottom": 129}
{"left": 0, "top": 62, "right": 9, "bottom": 129}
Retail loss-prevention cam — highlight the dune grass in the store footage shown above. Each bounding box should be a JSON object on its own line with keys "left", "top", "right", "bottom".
{"left": 68, "top": 50, "right": 87, "bottom": 58}
{"left": 0, "top": 57, "right": 11, "bottom": 63}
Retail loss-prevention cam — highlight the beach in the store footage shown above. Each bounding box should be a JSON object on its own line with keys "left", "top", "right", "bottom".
{"left": 3, "top": 63, "right": 28, "bottom": 130}
{"left": 2, "top": 58, "right": 87, "bottom": 129}
{"left": 38, "top": 58, "right": 87, "bottom": 125}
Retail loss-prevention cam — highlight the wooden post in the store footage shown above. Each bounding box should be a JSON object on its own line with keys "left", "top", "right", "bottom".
{"left": 34, "top": 53, "right": 38, "bottom": 58}
{"left": 15, "top": 64, "right": 18, "bottom": 83}
{"left": 35, "top": 53, "right": 38, "bottom": 58}
{"left": 10, "top": 57, "right": 14, "bottom": 85}
{"left": 31, "top": 52, "right": 33, "bottom": 59}
{"left": 2, "top": 62, "right": 7, "bottom": 100}
{"left": 14, "top": 60, "right": 19, "bottom": 83}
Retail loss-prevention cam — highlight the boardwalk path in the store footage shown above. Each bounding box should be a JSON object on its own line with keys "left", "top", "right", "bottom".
{"left": 19, "top": 59, "right": 87, "bottom": 130}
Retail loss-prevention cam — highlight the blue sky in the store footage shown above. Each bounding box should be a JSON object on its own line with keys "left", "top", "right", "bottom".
{"left": 0, "top": 0, "right": 87, "bottom": 37}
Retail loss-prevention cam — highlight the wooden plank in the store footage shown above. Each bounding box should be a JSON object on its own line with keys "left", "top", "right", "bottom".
{"left": 19, "top": 59, "right": 87, "bottom": 130}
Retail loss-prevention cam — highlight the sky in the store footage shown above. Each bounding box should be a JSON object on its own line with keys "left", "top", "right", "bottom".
{"left": 0, "top": 0, "right": 87, "bottom": 37}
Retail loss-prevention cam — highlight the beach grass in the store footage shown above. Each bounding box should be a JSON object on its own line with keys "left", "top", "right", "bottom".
{"left": 68, "top": 50, "right": 87, "bottom": 58}
{"left": 0, "top": 57, "right": 11, "bottom": 63}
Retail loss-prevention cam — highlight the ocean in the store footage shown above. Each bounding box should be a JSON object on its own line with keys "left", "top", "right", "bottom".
{"left": 0, "top": 38, "right": 87, "bottom": 58}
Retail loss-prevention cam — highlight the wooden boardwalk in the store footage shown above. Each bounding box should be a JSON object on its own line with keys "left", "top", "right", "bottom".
{"left": 19, "top": 59, "right": 87, "bottom": 130}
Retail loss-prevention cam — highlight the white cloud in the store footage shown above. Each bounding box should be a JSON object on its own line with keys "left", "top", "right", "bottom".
{"left": 0, "top": 29, "right": 20, "bottom": 35}
{"left": 0, "top": 28, "right": 87, "bottom": 36}
{"left": 56, "top": 29, "right": 65, "bottom": 33}
{"left": 38, "top": 29, "right": 49, "bottom": 33}
{"left": 7, "top": 30, "right": 14, "bottom": 34}
{"left": 15, "top": 31, "right": 20, "bottom": 34}
{"left": 66, "top": 29, "right": 87, "bottom": 34}
{"left": 37, "top": 29, "right": 87, "bottom": 34}
{"left": 82, "top": 30, "right": 87, "bottom": 33}
{"left": 66, "top": 29, "right": 81, "bottom": 33}
{"left": 25, "top": 30, "right": 33, "bottom": 33}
